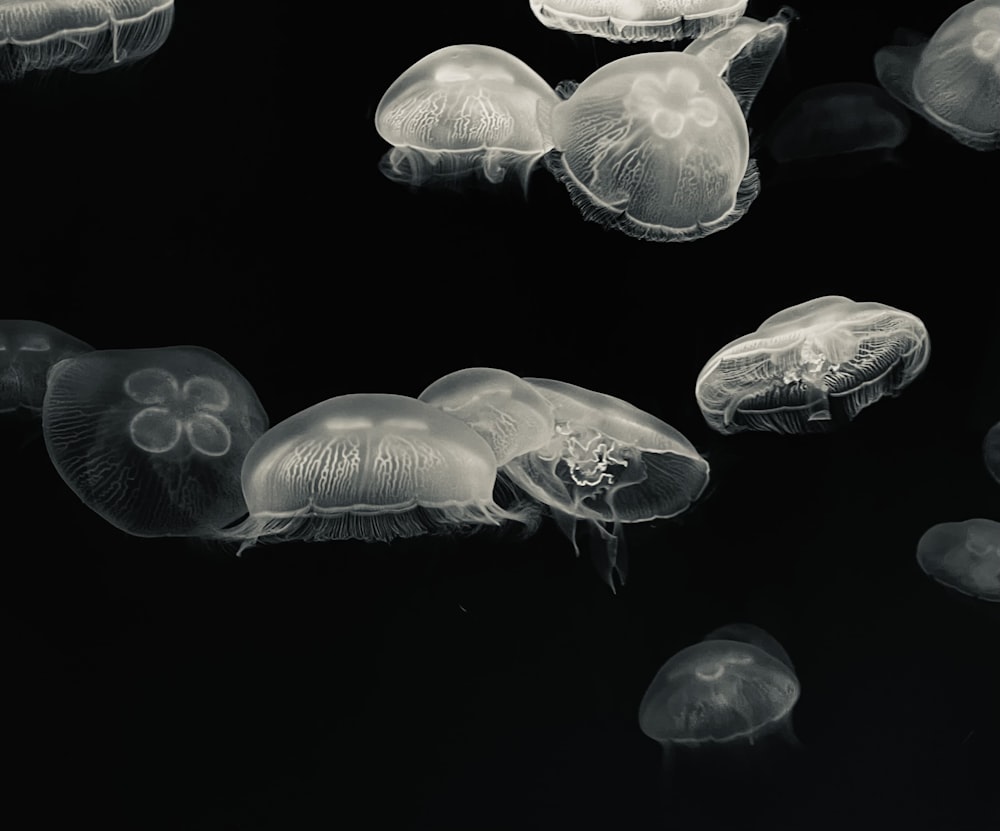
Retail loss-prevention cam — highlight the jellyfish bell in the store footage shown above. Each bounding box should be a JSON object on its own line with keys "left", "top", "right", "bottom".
{"left": 0, "top": 320, "right": 91, "bottom": 415}
{"left": 374, "top": 44, "right": 560, "bottom": 189}
{"left": 701, "top": 622, "right": 795, "bottom": 672}
{"left": 916, "top": 519, "right": 1000, "bottom": 602}
{"left": 984, "top": 421, "right": 1000, "bottom": 483}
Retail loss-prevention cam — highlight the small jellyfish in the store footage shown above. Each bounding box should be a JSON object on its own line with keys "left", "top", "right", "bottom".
{"left": 528, "top": 0, "right": 748, "bottom": 44}
{"left": 916, "top": 519, "right": 1000, "bottom": 602}
{"left": 0, "top": 320, "right": 91, "bottom": 414}
{"left": 226, "top": 393, "right": 535, "bottom": 549}
{"left": 875, "top": 0, "right": 1000, "bottom": 151}
{"left": 374, "top": 44, "right": 561, "bottom": 188}
{"left": 501, "top": 378, "right": 710, "bottom": 590}
{"left": 695, "top": 295, "right": 930, "bottom": 435}
{"left": 42, "top": 346, "right": 268, "bottom": 538}
{"left": 0, "top": 0, "right": 175, "bottom": 82}
{"left": 984, "top": 421, "right": 1000, "bottom": 483}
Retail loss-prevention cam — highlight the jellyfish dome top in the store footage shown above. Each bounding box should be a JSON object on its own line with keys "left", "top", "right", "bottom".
{"left": 0, "top": 320, "right": 91, "bottom": 414}
{"left": 501, "top": 378, "right": 710, "bottom": 589}
{"left": 916, "top": 519, "right": 1000, "bottom": 602}
{"left": 695, "top": 295, "right": 930, "bottom": 435}
{"left": 227, "top": 393, "right": 535, "bottom": 550}
{"left": 374, "top": 44, "right": 561, "bottom": 187}
{"left": 984, "top": 421, "right": 1000, "bottom": 483}
{"left": 528, "top": 0, "right": 748, "bottom": 44}
{"left": 875, "top": 0, "right": 1000, "bottom": 151}
{"left": 0, "top": 0, "right": 175, "bottom": 81}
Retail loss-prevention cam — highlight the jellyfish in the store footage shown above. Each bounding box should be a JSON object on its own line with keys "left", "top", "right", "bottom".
{"left": 916, "top": 519, "right": 1000, "bottom": 602}
{"left": 501, "top": 378, "right": 710, "bottom": 590}
{"left": 984, "top": 421, "right": 1000, "bottom": 483}
{"left": 0, "top": 0, "right": 175, "bottom": 81}
{"left": 0, "top": 320, "right": 91, "bottom": 414}
{"left": 875, "top": 0, "right": 1000, "bottom": 151}
{"left": 528, "top": 0, "right": 747, "bottom": 44}
{"left": 695, "top": 296, "right": 930, "bottom": 435}
{"left": 42, "top": 346, "right": 269, "bottom": 538}
{"left": 225, "top": 393, "right": 536, "bottom": 550}
{"left": 374, "top": 44, "right": 561, "bottom": 188}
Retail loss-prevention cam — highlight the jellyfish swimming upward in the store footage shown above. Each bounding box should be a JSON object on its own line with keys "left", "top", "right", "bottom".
{"left": 0, "top": 320, "right": 91, "bottom": 414}
{"left": 916, "top": 519, "right": 1000, "bottom": 602}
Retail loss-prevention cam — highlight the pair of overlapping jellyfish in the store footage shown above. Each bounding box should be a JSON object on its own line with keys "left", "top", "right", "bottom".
{"left": 375, "top": 7, "right": 795, "bottom": 241}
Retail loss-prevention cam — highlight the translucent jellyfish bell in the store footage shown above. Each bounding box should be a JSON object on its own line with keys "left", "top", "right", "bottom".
{"left": 916, "top": 519, "right": 1000, "bottom": 602}
{"left": 0, "top": 0, "right": 175, "bottom": 81}
{"left": 501, "top": 378, "right": 710, "bottom": 589}
{"left": 875, "top": 0, "right": 1000, "bottom": 151}
{"left": 374, "top": 44, "right": 561, "bottom": 188}
{"left": 695, "top": 295, "right": 930, "bottom": 435}
{"left": 528, "top": 0, "right": 748, "bottom": 44}
{"left": 42, "top": 347, "right": 269, "bottom": 538}
{"left": 227, "top": 393, "right": 535, "bottom": 550}
{"left": 0, "top": 320, "right": 91, "bottom": 414}
{"left": 984, "top": 421, "right": 1000, "bottom": 483}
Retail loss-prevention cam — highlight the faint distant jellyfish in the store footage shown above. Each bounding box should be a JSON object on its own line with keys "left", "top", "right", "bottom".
{"left": 695, "top": 295, "right": 930, "bottom": 435}
{"left": 528, "top": 0, "right": 747, "bottom": 44}
{"left": 0, "top": 0, "right": 175, "bottom": 82}
{"left": 374, "top": 44, "right": 561, "bottom": 188}
{"left": 0, "top": 320, "right": 91, "bottom": 414}
{"left": 227, "top": 393, "right": 535, "bottom": 550}
{"left": 875, "top": 0, "right": 1000, "bottom": 151}
{"left": 984, "top": 422, "right": 1000, "bottom": 483}
{"left": 917, "top": 519, "right": 1000, "bottom": 602}
{"left": 501, "top": 379, "right": 710, "bottom": 589}
{"left": 42, "top": 346, "right": 268, "bottom": 538}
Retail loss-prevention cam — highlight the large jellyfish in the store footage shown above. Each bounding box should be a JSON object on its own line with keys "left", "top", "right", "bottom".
{"left": 226, "top": 393, "right": 536, "bottom": 550}
{"left": 0, "top": 0, "right": 175, "bottom": 82}
{"left": 528, "top": 0, "right": 748, "bottom": 44}
{"left": 984, "top": 421, "right": 1000, "bottom": 483}
{"left": 543, "top": 8, "right": 793, "bottom": 241}
{"left": 42, "top": 346, "right": 268, "bottom": 538}
{"left": 0, "top": 320, "right": 91, "bottom": 414}
{"left": 695, "top": 296, "right": 930, "bottom": 435}
{"left": 501, "top": 378, "right": 710, "bottom": 590}
{"left": 374, "top": 44, "right": 561, "bottom": 188}
{"left": 875, "top": 0, "right": 1000, "bottom": 151}
{"left": 916, "top": 519, "right": 1000, "bottom": 602}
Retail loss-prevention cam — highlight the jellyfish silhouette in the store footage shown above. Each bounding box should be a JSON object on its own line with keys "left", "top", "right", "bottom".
{"left": 0, "top": 320, "right": 91, "bottom": 414}
{"left": 42, "top": 346, "right": 268, "bottom": 538}
{"left": 0, "top": 0, "right": 175, "bottom": 81}
{"left": 875, "top": 0, "right": 1000, "bottom": 151}
{"left": 528, "top": 0, "right": 747, "bottom": 44}
{"left": 226, "top": 393, "right": 536, "bottom": 551}
{"left": 984, "top": 422, "right": 1000, "bottom": 483}
{"left": 501, "top": 378, "right": 709, "bottom": 590}
{"left": 375, "top": 44, "right": 560, "bottom": 188}
{"left": 695, "top": 295, "right": 930, "bottom": 435}
{"left": 916, "top": 519, "right": 1000, "bottom": 602}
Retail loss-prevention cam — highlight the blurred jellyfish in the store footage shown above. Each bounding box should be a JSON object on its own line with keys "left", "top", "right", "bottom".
{"left": 43, "top": 346, "right": 268, "bottom": 538}
{"left": 374, "top": 44, "right": 561, "bottom": 188}
{"left": 984, "top": 421, "right": 1000, "bottom": 483}
{"left": 701, "top": 622, "right": 795, "bottom": 672}
{"left": 875, "top": 0, "right": 1000, "bottom": 151}
{"left": 226, "top": 393, "right": 536, "bottom": 550}
{"left": 0, "top": 0, "right": 175, "bottom": 81}
{"left": 501, "top": 378, "right": 710, "bottom": 590}
{"left": 0, "top": 320, "right": 91, "bottom": 414}
{"left": 917, "top": 519, "right": 1000, "bottom": 602}
{"left": 695, "top": 296, "right": 930, "bottom": 435}
{"left": 528, "top": 0, "right": 747, "bottom": 44}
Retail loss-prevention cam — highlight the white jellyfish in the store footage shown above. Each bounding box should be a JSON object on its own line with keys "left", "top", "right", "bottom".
{"left": 916, "top": 519, "right": 1000, "bottom": 602}
{"left": 0, "top": 320, "right": 91, "bottom": 414}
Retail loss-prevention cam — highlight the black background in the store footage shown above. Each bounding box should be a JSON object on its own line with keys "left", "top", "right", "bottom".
{"left": 2, "top": 2, "right": 998, "bottom": 829}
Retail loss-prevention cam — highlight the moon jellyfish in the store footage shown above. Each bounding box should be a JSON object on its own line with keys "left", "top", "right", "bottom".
{"left": 501, "top": 379, "right": 709, "bottom": 590}
{"left": 916, "top": 519, "right": 1000, "bottom": 602}
{"left": 226, "top": 393, "right": 535, "bottom": 550}
{"left": 374, "top": 44, "right": 560, "bottom": 188}
{"left": 42, "top": 346, "right": 268, "bottom": 538}
{"left": 528, "top": 0, "right": 747, "bottom": 44}
{"left": 985, "top": 422, "right": 1000, "bottom": 483}
{"left": 0, "top": 0, "right": 175, "bottom": 81}
{"left": 695, "top": 296, "right": 930, "bottom": 435}
{"left": 875, "top": 0, "right": 1000, "bottom": 151}
{"left": 0, "top": 320, "right": 91, "bottom": 414}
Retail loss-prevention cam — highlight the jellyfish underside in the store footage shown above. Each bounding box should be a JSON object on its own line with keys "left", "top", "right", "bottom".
{"left": 917, "top": 519, "right": 1000, "bottom": 602}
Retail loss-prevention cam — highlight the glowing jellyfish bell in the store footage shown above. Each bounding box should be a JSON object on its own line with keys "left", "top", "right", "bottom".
{"left": 916, "top": 519, "right": 1000, "bottom": 602}
{"left": 42, "top": 346, "right": 269, "bottom": 537}
{"left": 227, "top": 393, "right": 535, "bottom": 551}
{"left": 501, "top": 378, "right": 710, "bottom": 590}
{"left": 875, "top": 0, "right": 1000, "bottom": 151}
{"left": 0, "top": 0, "right": 175, "bottom": 81}
{"left": 695, "top": 295, "right": 930, "bottom": 435}
{"left": 984, "top": 421, "right": 1000, "bottom": 483}
{"left": 374, "top": 44, "right": 561, "bottom": 188}
{"left": 0, "top": 320, "right": 91, "bottom": 414}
